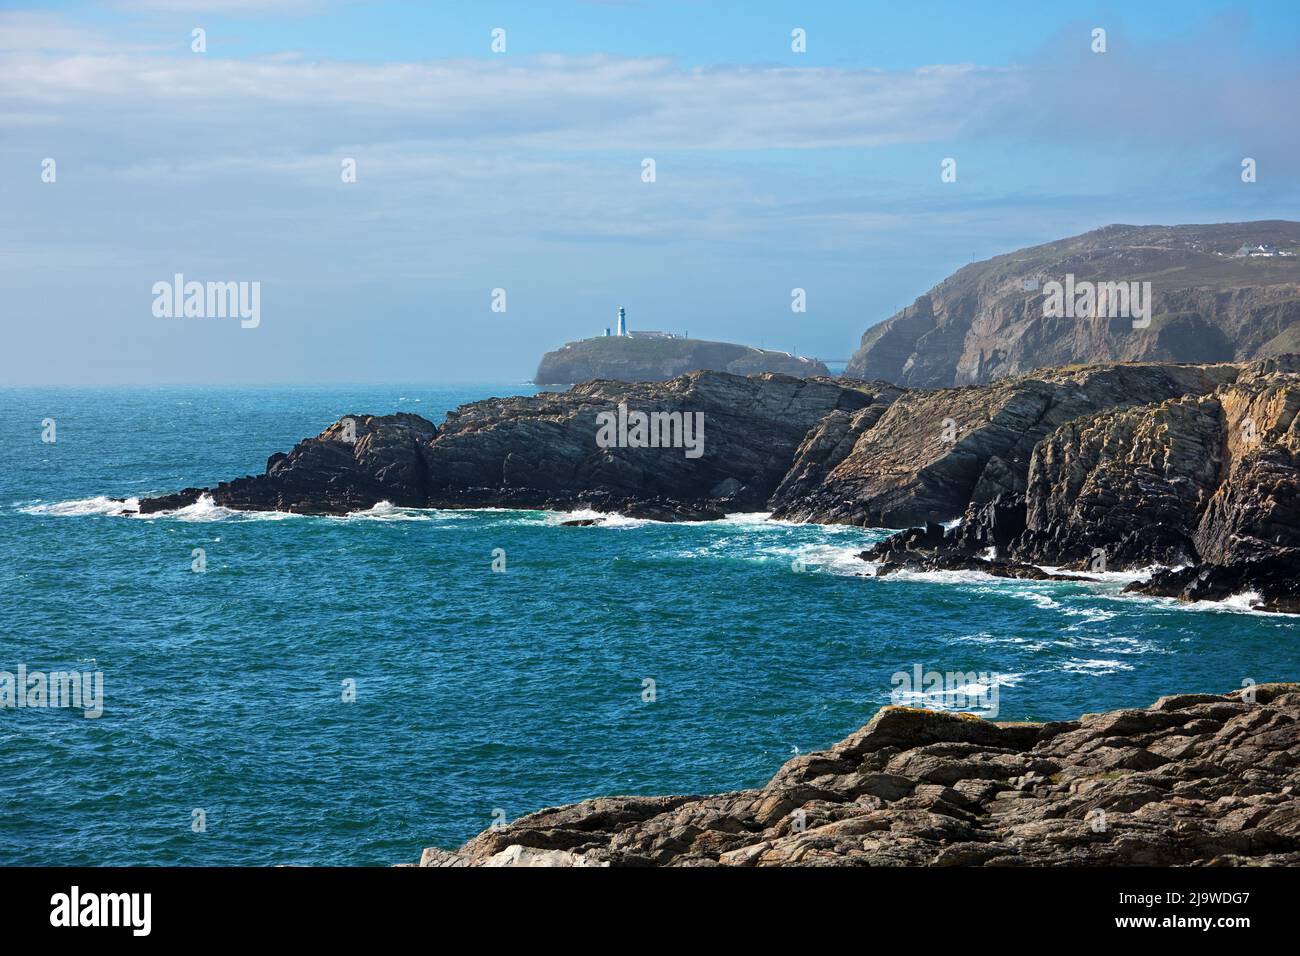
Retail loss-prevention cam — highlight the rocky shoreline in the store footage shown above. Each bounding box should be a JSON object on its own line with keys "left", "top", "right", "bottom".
{"left": 131, "top": 356, "right": 1300, "bottom": 611}
{"left": 413, "top": 684, "right": 1300, "bottom": 867}
{"left": 852, "top": 356, "right": 1300, "bottom": 613}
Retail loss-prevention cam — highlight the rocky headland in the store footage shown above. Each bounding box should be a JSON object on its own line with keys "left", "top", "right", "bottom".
{"left": 138, "top": 373, "right": 878, "bottom": 519}
{"left": 414, "top": 684, "right": 1300, "bottom": 867}
{"left": 844, "top": 220, "right": 1300, "bottom": 387}
{"left": 135, "top": 356, "right": 1300, "bottom": 611}
{"left": 534, "top": 335, "right": 828, "bottom": 385}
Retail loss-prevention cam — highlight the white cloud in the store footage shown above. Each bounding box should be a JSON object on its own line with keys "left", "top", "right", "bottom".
{"left": 0, "top": 45, "right": 1022, "bottom": 153}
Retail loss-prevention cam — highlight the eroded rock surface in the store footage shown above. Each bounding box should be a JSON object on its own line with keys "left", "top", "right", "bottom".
{"left": 414, "top": 685, "right": 1300, "bottom": 867}
{"left": 860, "top": 359, "right": 1300, "bottom": 610}
{"left": 771, "top": 362, "right": 1234, "bottom": 526}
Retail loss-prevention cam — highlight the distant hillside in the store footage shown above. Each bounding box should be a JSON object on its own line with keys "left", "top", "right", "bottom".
{"left": 534, "top": 336, "right": 829, "bottom": 385}
{"left": 844, "top": 220, "right": 1300, "bottom": 387}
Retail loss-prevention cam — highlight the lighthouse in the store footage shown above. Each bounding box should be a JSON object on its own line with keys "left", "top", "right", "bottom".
{"left": 616, "top": 307, "right": 627, "bottom": 337}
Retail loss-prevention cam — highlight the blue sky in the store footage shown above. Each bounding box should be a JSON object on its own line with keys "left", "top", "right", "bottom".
{"left": 3, "top": 0, "right": 1299, "bottom": 384}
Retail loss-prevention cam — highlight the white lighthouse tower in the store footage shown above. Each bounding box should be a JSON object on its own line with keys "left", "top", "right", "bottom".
{"left": 616, "top": 306, "right": 627, "bottom": 337}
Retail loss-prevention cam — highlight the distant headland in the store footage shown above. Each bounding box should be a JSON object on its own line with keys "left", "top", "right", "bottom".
{"left": 533, "top": 306, "right": 829, "bottom": 385}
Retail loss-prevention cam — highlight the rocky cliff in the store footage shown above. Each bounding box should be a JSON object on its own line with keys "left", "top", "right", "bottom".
{"left": 844, "top": 221, "right": 1300, "bottom": 387}
{"left": 413, "top": 684, "right": 1300, "bottom": 867}
{"left": 136, "top": 358, "right": 1300, "bottom": 611}
{"left": 770, "top": 362, "right": 1237, "bottom": 527}
{"left": 859, "top": 357, "right": 1300, "bottom": 613}
{"left": 139, "top": 372, "right": 876, "bottom": 519}
{"left": 534, "top": 335, "right": 828, "bottom": 385}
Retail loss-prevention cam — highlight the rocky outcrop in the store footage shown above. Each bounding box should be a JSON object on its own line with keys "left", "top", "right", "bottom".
{"left": 138, "top": 372, "right": 875, "bottom": 518}
{"left": 1125, "top": 556, "right": 1300, "bottom": 614}
{"left": 844, "top": 221, "right": 1300, "bottom": 387}
{"left": 141, "top": 412, "right": 439, "bottom": 515}
{"left": 133, "top": 357, "right": 1300, "bottom": 610}
{"left": 413, "top": 685, "right": 1300, "bottom": 866}
{"left": 535, "top": 336, "right": 828, "bottom": 385}
{"left": 858, "top": 358, "right": 1300, "bottom": 611}
{"left": 770, "top": 362, "right": 1236, "bottom": 527}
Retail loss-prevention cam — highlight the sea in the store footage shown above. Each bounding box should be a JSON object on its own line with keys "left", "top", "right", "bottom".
{"left": 2, "top": 384, "right": 1297, "bottom": 865}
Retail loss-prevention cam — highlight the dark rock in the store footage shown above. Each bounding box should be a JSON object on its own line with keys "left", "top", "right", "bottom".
{"left": 1124, "top": 553, "right": 1300, "bottom": 614}
{"left": 131, "top": 357, "right": 1300, "bottom": 612}
{"left": 138, "top": 371, "right": 875, "bottom": 519}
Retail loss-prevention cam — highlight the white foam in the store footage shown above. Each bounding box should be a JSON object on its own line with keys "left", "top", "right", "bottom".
{"left": 1006, "top": 589, "right": 1061, "bottom": 611}
{"left": 1039, "top": 564, "right": 1163, "bottom": 584}
{"left": 785, "top": 544, "right": 873, "bottom": 576}
{"left": 173, "top": 494, "right": 236, "bottom": 521}
{"left": 542, "top": 508, "right": 650, "bottom": 529}
{"left": 716, "top": 511, "right": 777, "bottom": 526}
{"left": 1221, "top": 590, "right": 1265, "bottom": 612}
{"left": 1059, "top": 658, "right": 1133, "bottom": 675}
{"left": 1119, "top": 589, "right": 1284, "bottom": 617}
{"left": 889, "top": 671, "right": 1025, "bottom": 714}
{"left": 880, "top": 567, "right": 1004, "bottom": 585}
{"left": 337, "top": 501, "right": 469, "bottom": 522}
{"left": 20, "top": 496, "right": 139, "bottom": 517}
{"left": 139, "top": 495, "right": 303, "bottom": 522}
{"left": 1062, "top": 607, "right": 1117, "bottom": 621}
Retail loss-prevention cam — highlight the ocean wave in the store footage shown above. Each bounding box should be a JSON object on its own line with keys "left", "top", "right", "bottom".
{"left": 888, "top": 670, "right": 1027, "bottom": 713}
{"left": 1005, "top": 589, "right": 1062, "bottom": 611}
{"left": 1062, "top": 606, "right": 1118, "bottom": 620}
{"left": 785, "top": 544, "right": 871, "bottom": 576}
{"left": 951, "top": 631, "right": 1035, "bottom": 647}
{"left": 1059, "top": 658, "right": 1134, "bottom": 675}
{"left": 1039, "top": 565, "right": 1162, "bottom": 584}
{"left": 336, "top": 501, "right": 471, "bottom": 522}
{"left": 20, "top": 496, "right": 139, "bottom": 517}
{"left": 142, "top": 494, "right": 306, "bottom": 522}
{"left": 1113, "top": 588, "right": 1286, "bottom": 617}
{"left": 879, "top": 567, "right": 1006, "bottom": 585}
{"left": 541, "top": 508, "right": 651, "bottom": 529}
{"left": 1174, "top": 590, "right": 1281, "bottom": 616}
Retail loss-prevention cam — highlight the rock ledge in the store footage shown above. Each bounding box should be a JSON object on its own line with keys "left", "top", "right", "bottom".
{"left": 413, "top": 685, "right": 1300, "bottom": 867}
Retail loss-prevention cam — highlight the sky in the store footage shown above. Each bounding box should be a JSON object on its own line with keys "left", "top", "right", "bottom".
{"left": 2, "top": 0, "right": 1299, "bottom": 385}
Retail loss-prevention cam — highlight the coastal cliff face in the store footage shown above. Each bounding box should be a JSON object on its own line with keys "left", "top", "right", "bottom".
{"left": 534, "top": 335, "right": 828, "bottom": 385}
{"left": 859, "top": 358, "right": 1300, "bottom": 612}
{"left": 414, "top": 684, "right": 1300, "bottom": 867}
{"left": 844, "top": 221, "right": 1300, "bottom": 387}
{"left": 769, "top": 362, "right": 1236, "bottom": 527}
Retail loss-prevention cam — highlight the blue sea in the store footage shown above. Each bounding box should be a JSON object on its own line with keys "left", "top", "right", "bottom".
{"left": 2, "top": 384, "right": 1298, "bottom": 866}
